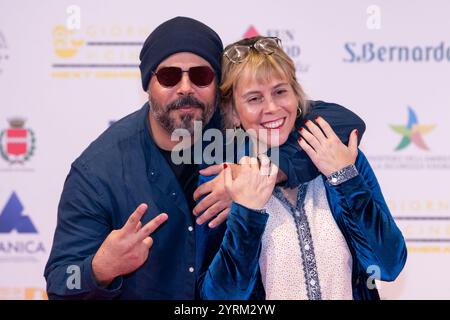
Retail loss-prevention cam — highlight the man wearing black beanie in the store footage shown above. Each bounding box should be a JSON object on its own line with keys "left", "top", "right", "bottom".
{"left": 45, "top": 16, "right": 366, "bottom": 299}
{"left": 139, "top": 16, "right": 223, "bottom": 92}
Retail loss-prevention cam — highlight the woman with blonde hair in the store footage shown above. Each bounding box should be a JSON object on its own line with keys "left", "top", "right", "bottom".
{"left": 196, "top": 36, "right": 406, "bottom": 300}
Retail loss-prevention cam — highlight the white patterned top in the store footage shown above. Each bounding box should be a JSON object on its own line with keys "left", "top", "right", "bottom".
{"left": 259, "top": 176, "right": 353, "bottom": 300}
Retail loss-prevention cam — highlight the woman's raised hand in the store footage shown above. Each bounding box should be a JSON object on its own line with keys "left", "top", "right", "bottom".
{"left": 298, "top": 116, "right": 358, "bottom": 177}
{"left": 223, "top": 154, "right": 278, "bottom": 210}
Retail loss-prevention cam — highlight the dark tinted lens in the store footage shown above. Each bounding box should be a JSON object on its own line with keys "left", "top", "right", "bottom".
{"left": 156, "top": 67, "right": 182, "bottom": 87}
{"left": 188, "top": 66, "right": 215, "bottom": 87}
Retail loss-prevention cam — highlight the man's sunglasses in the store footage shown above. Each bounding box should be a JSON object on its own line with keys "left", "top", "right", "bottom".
{"left": 152, "top": 66, "right": 215, "bottom": 88}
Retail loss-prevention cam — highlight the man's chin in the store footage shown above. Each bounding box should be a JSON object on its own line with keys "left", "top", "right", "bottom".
{"left": 171, "top": 118, "right": 203, "bottom": 134}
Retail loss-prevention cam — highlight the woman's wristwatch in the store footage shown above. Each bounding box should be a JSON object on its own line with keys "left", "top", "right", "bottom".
{"left": 326, "top": 164, "right": 359, "bottom": 186}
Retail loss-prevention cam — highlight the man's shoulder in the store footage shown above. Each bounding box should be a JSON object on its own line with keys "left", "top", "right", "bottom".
{"left": 308, "top": 100, "right": 347, "bottom": 110}
{"left": 73, "top": 104, "right": 148, "bottom": 168}
{"left": 306, "top": 99, "right": 364, "bottom": 127}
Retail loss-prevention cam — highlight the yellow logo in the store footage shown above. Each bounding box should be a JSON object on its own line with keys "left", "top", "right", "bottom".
{"left": 24, "top": 287, "right": 48, "bottom": 300}
{"left": 0, "top": 287, "right": 48, "bottom": 300}
{"left": 52, "top": 25, "right": 84, "bottom": 58}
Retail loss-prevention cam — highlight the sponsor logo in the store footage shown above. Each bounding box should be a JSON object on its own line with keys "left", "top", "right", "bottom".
{"left": 0, "top": 192, "right": 46, "bottom": 262}
{"left": 344, "top": 42, "right": 450, "bottom": 63}
{"left": 243, "top": 25, "right": 310, "bottom": 73}
{"left": 53, "top": 24, "right": 84, "bottom": 58}
{"left": 367, "top": 105, "right": 450, "bottom": 171}
{"left": 390, "top": 107, "right": 435, "bottom": 151}
{"left": 0, "top": 192, "right": 37, "bottom": 234}
{"left": 50, "top": 24, "right": 150, "bottom": 79}
{"left": 0, "top": 118, "right": 36, "bottom": 165}
{"left": 0, "top": 287, "right": 47, "bottom": 300}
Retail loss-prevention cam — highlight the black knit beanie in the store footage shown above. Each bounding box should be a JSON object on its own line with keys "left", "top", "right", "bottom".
{"left": 139, "top": 16, "right": 223, "bottom": 91}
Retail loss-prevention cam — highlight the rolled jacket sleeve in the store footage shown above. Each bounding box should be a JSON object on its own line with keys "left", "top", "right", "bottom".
{"left": 325, "top": 150, "right": 407, "bottom": 282}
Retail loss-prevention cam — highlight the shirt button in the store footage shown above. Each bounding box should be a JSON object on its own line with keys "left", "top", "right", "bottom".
{"left": 171, "top": 192, "right": 176, "bottom": 197}
{"left": 189, "top": 267, "right": 194, "bottom": 273}
{"left": 188, "top": 226, "right": 194, "bottom": 232}
{"left": 149, "top": 170, "right": 157, "bottom": 181}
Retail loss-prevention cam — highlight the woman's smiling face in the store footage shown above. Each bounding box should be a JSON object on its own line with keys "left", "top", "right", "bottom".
{"left": 232, "top": 69, "right": 298, "bottom": 148}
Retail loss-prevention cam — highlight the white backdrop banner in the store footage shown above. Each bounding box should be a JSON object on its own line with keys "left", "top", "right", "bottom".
{"left": 1, "top": 0, "right": 449, "bottom": 299}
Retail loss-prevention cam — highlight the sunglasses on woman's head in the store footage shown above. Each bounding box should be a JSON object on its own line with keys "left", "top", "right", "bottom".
{"left": 224, "top": 37, "right": 282, "bottom": 64}
{"left": 152, "top": 66, "right": 215, "bottom": 88}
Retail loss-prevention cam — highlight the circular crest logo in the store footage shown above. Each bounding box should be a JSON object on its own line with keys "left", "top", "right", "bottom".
{"left": 0, "top": 118, "right": 36, "bottom": 164}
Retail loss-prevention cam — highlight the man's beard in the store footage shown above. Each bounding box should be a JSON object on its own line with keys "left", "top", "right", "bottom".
{"left": 149, "top": 94, "right": 216, "bottom": 135}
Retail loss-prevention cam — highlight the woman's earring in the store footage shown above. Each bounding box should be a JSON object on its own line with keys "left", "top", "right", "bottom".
{"left": 297, "top": 104, "right": 303, "bottom": 117}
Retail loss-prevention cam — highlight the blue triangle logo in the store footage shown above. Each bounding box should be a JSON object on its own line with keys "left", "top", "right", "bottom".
{"left": 0, "top": 192, "right": 37, "bottom": 233}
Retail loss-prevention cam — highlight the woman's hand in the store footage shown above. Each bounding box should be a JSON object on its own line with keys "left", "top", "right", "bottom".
{"left": 298, "top": 116, "right": 358, "bottom": 177}
{"left": 223, "top": 155, "right": 278, "bottom": 210}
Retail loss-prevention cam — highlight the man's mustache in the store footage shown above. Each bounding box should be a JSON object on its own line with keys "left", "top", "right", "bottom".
{"left": 167, "top": 96, "right": 205, "bottom": 111}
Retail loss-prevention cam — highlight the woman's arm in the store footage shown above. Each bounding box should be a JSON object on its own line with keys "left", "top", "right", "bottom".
{"left": 197, "top": 156, "right": 277, "bottom": 299}
{"left": 296, "top": 116, "right": 406, "bottom": 281}
{"left": 325, "top": 151, "right": 407, "bottom": 281}
{"left": 196, "top": 203, "right": 268, "bottom": 300}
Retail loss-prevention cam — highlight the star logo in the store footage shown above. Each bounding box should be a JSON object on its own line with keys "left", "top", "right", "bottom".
{"left": 390, "top": 106, "right": 435, "bottom": 151}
